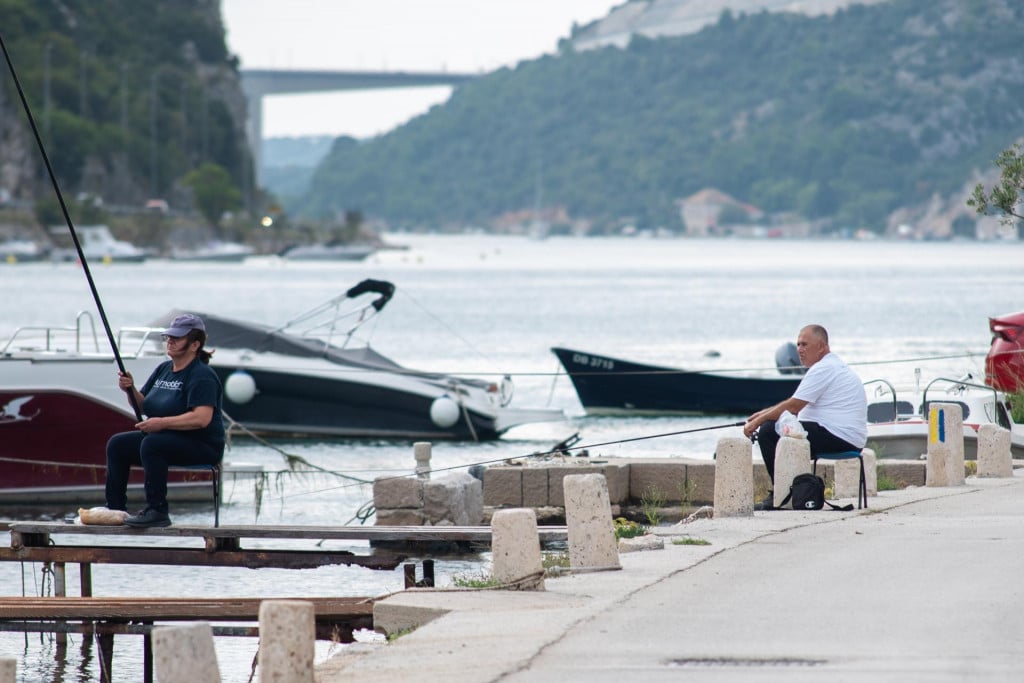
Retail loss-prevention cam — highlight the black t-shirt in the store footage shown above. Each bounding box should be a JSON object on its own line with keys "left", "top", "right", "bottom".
{"left": 141, "top": 358, "right": 225, "bottom": 446}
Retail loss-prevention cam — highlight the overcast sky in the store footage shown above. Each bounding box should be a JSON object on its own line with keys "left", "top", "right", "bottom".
{"left": 221, "top": 0, "right": 622, "bottom": 138}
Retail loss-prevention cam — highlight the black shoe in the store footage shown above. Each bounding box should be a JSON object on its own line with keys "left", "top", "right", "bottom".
{"left": 125, "top": 507, "right": 171, "bottom": 528}
{"left": 755, "top": 492, "right": 775, "bottom": 511}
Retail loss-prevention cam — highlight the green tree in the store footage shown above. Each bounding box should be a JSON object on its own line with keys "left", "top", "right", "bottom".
{"left": 968, "top": 142, "right": 1024, "bottom": 226}
{"left": 182, "top": 163, "right": 241, "bottom": 228}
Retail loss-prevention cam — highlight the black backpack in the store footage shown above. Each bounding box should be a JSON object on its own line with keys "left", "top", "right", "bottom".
{"left": 776, "top": 473, "right": 852, "bottom": 511}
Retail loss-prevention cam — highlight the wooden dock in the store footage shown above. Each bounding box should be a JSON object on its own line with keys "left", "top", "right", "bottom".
{"left": 1, "top": 521, "right": 568, "bottom": 681}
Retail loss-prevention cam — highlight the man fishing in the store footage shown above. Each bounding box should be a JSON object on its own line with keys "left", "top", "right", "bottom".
{"left": 743, "top": 324, "right": 867, "bottom": 509}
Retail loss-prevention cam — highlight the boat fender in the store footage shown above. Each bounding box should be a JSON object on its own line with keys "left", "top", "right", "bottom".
{"left": 225, "top": 370, "right": 258, "bottom": 404}
{"left": 430, "top": 396, "right": 460, "bottom": 428}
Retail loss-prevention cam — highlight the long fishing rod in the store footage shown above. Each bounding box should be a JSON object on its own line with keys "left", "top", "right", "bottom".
{"left": 0, "top": 33, "right": 142, "bottom": 420}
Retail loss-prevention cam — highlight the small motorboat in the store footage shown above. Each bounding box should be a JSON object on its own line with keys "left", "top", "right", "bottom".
{"left": 150, "top": 280, "right": 563, "bottom": 440}
{"left": 49, "top": 225, "right": 147, "bottom": 263}
{"left": 550, "top": 344, "right": 804, "bottom": 416}
{"left": 170, "top": 240, "right": 255, "bottom": 262}
{"left": 864, "top": 374, "right": 1024, "bottom": 460}
{"left": 278, "top": 242, "right": 376, "bottom": 261}
{"left": 0, "top": 239, "right": 48, "bottom": 263}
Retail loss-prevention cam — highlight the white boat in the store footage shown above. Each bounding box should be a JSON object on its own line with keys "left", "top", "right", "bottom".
{"left": 0, "top": 239, "right": 48, "bottom": 263}
{"left": 864, "top": 375, "right": 1024, "bottom": 460}
{"left": 278, "top": 242, "right": 376, "bottom": 261}
{"left": 170, "top": 240, "right": 255, "bottom": 262}
{"left": 50, "top": 224, "right": 147, "bottom": 263}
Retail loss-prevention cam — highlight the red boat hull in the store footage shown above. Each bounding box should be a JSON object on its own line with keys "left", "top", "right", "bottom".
{"left": 985, "top": 311, "right": 1024, "bottom": 392}
{"left": 0, "top": 390, "right": 211, "bottom": 501}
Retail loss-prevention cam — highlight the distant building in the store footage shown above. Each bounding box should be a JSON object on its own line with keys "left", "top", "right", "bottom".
{"left": 676, "top": 188, "right": 762, "bottom": 236}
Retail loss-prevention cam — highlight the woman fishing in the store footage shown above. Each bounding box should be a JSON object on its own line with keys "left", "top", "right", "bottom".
{"left": 104, "top": 313, "right": 225, "bottom": 528}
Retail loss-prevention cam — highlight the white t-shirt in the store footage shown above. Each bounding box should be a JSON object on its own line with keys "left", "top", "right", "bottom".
{"left": 794, "top": 352, "right": 867, "bottom": 447}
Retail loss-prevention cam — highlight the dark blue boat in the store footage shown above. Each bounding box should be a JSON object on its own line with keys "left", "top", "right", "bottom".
{"left": 551, "top": 346, "right": 803, "bottom": 416}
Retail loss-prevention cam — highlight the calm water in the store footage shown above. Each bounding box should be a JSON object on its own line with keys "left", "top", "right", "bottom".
{"left": 2, "top": 234, "right": 1022, "bottom": 680}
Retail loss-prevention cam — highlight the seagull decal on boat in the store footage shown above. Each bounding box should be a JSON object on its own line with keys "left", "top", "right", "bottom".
{"left": 0, "top": 396, "right": 40, "bottom": 424}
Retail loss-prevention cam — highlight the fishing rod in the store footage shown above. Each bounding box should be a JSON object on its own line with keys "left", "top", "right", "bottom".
{"left": 0, "top": 33, "right": 142, "bottom": 420}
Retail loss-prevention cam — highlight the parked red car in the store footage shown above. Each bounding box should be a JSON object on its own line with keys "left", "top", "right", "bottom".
{"left": 985, "top": 311, "right": 1024, "bottom": 392}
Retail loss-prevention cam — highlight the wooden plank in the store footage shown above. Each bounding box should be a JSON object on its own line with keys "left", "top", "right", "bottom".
{"left": 0, "top": 596, "right": 373, "bottom": 620}
{"left": 0, "top": 546, "right": 404, "bottom": 570}
{"left": 7, "top": 522, "right": 569, "bottom": 544}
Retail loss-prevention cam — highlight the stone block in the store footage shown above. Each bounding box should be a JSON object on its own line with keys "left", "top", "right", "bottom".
{"left": 483, "top": 467, "right": 522, "bottom": 506}
{"left": 713, "top": 437, "right": 753, "bottom": 517}
{"left": 373, "top": 476, "right": 423, "bottom": 509}
{"left": 152, "top": 622, "right": 220, "bottom": 683}
{"left": 548, "top": 465, "right": 611, "bottom": 506}
{"left": 629, "top": 461, "right": 687, "bottom": 502}
{"left": 374, "top": 508, "right": 425, "bottom": 526}
{"left": 491, "top": 509, "right": 545, "bottom": 590}
{"left": 927, "top": 402, "right": 964, "bottom": 486}
{"left": 833, "top": 459, "right": 861, "bottom": 499}
{"left": 618, "top": 535, "right": 664, "bottom": 552}
{"left": 563, "top": 474, "right": 620, "bottom": 571}
{"left": 0, "top": 659, "right": 14, "bottom": 683}
{"left": 522, "top": 468, "right": 549, "bottom": 507}
{"left": 977, "top": 424, "right": 1013, "bottom": 478}
{"left": 601, "top": 463, "right": 630, "bottom": 504}
{"left": 684, "top": 462, "right": 716, "bottom": 505}
{"left": 880, "top": 460, "right": 925, "bottom": 488}
{"left": 259, "top": 600, "right": 315, "bottom": 682}
{"left": 774, "top": 437, "right": 811, "bottom": 507}
{"left": 424, "top": 472, "right": 483, "bottom": 525}
{"left": 863, "top": 448, "right": 878, "bottom": 495}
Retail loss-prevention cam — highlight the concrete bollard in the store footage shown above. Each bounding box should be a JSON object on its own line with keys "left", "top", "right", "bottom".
{"left": 0, "top": 658, "right": 15, "bottom": 683}
{"left": 258, "top": 600, "right": 315, "bottom": 682}
{"left": 862, "top": 448, "right": 878, "bottom": 496}
{"left": 977, "top": 423, "right": 1013, "bottom": 478}
{"left": 713, "top": 437, "right": 753, "bottom": 517}
{"left": 152, "top": 622, "right": 220, "bottom": 683}
{"left": 833, "top": 458, "right": 860, "bottom": 500}
{"left": 927, "top": 402, "right": 964, "bottom": 486}
{"left": 564, "top": 473, "right": 621, "bottom": 572}
{"left": 926, "top": 439, "right": 950, "bottom": 487}
{"left": 414, "top": 442, "right": 432, "bottom": 480}
{"left": 491, "top": 509, "right": 546, "bottom": 589}
{"left": 773, "top": 437, "right": 811, "bottom": 508}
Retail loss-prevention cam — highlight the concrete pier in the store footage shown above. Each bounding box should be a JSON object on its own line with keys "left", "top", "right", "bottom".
{"left": 713, "top": 437, "right": 754, "bottom": 517}
{"left": 491, "top": 509, "right": 545, "bottom": 589}
{"left": 927, "top": 403, "right": 964, "bottom": 486}
{"left": 563, "top": 474, "right": 620, "bottom": 572}
{"left": 258, "top": 600, "right": 315, "bottom": 682}
{"left": 0, "top": 658, "right": 14, "bottom": 683}
{"left": 977, "top": 424, "right": 1013, "bottom": 478}
{"left": 152, "top": 622, "right": 220, "bottom": 683}
{"left": 774, "top": 436, "right": 812, "bottom": 508}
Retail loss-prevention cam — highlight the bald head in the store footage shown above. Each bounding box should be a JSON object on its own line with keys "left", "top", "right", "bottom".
{"left": 797, "top": 325, "right": 830, "bottom": 367}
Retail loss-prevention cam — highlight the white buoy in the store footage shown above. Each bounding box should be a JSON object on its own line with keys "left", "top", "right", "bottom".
{"left": 224, "top": 370, "right": 257, "bottom": 404}
{"left": 430, "top": 396, "right": 460, "bottom": 428}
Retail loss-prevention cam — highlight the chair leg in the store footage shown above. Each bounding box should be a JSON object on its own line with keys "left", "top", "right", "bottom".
{"left": 857, "top": 456, "right": 867, "bottom": 510}
{"left": 212, "top": 465, "right": 221, "bottom": 528}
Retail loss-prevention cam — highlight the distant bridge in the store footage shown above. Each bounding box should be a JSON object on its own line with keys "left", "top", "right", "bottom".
{"left": 239, "top": 68, "right": 476, "bottom": 186}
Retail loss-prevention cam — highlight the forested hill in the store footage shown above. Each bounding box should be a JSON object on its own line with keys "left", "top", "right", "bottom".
{"left": 303, "top": 0, "right": 1024, "bottom": 233}
{"left": 0, "top": 1, "right": 248, "bottom": 209}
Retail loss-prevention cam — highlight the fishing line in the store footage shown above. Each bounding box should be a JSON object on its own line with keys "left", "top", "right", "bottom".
{"left": 0, "top": 32, "right": 142, "bottom": 420}
{"left": 268, "top": 420, "right": 746, "bottom": 503}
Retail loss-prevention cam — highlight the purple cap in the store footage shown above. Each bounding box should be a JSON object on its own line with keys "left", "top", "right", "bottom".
{"left": 163, "top": 313, "right": 206, "bottom": 337}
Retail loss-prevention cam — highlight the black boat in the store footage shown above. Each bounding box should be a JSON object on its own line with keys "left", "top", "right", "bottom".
{"left": 551, "top": 346, "right": 804, "bottom": 416}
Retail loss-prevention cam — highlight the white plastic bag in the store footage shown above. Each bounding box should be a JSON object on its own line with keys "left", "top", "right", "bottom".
{"left": 775, "top": 410, "right": 807, "bottom": 439}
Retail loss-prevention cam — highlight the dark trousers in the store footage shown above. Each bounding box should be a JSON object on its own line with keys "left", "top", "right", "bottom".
{"left": 105, "top": 431, "right": 223, "bottom": 513}
{"left": 756, "top": 420, "right": 858, "bottom": 486}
